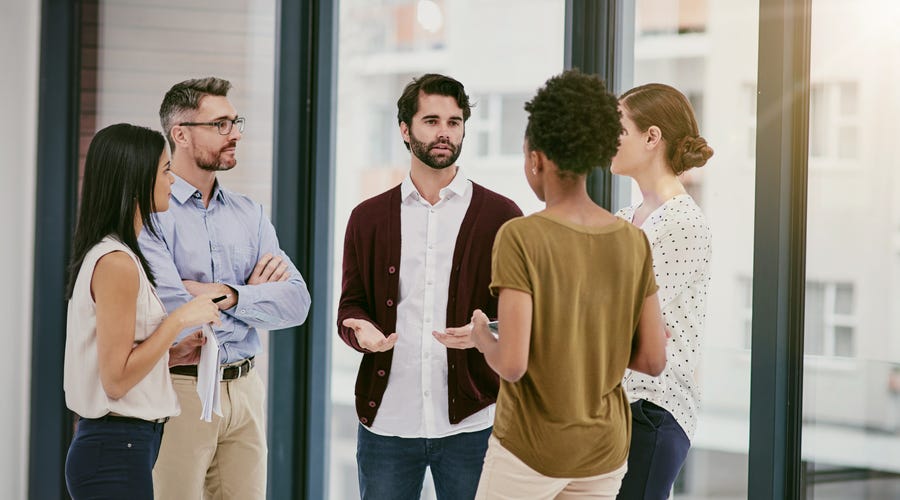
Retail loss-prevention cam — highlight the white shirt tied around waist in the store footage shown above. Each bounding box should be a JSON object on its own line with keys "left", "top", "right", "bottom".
{"left": 64, "top": 236, "right": 180, "bottom": 421}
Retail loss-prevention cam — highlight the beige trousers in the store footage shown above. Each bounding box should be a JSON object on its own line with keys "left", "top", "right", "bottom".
{"left": 475, "top": 435, "right": 628, "bottom": 500}
{"left": 153, "top": 369, "right": 267, "bottom": 500}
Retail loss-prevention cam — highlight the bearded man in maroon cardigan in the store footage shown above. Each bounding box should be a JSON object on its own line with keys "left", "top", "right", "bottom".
{"left": 337, "top": 74, "right": 522, "bottom": 500}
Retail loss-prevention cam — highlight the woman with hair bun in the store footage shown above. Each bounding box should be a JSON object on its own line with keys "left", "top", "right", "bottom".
{"left": 612, "top": 83, "right": 714, "bottom": 500}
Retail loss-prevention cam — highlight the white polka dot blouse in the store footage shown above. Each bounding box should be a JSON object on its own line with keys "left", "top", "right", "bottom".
{"left": 616, "top": 193, "right": 711, "bottom": 441}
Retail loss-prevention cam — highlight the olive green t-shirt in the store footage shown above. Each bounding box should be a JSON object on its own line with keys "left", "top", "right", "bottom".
{"left": 489, "top": 212, "right": 658, "bottom": 478}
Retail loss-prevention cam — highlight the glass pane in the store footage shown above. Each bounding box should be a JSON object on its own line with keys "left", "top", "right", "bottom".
{"left": 833, "top": 326, "right": 854, "bottom": 357}
{"left": 627, "top": 1, "right": 758, "bottom": 497}
{"left": 500, "top": 94, "right": 529, "bottom": 155}
{"left": 803, "top": 1, "right": 900, "bottom": 497}
{"left": 809, "top": 84, "right": 827, "bottom": 158}
{"left": 804, "top": 282, "right": 826, "bottom": 356}
{"left": 839, "top": 82, "right": 858, "bottom": 116}
{"left": 77, "top": 0, "right": 276, "bottom": 376}
{"left": 837, "top": 125, "right": 858, "bottom": 159}
{"left": 834, "top": 283, "right": 854, "bottom": 315}
{"left": 331, "top": 1, "right": 564, "bottom": 498}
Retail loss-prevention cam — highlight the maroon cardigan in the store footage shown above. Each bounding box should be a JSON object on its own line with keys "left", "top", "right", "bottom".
{"left": 337, "top": 182, "right": 522, "bottom": 427}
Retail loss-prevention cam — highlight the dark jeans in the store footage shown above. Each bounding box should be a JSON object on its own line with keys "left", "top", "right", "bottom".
{"left": 617, "top": 399, "right": 691, "bottom": 500}
{"left": 357, "top": 424, "right": 492, "bottom": 500}
{"left": 65, "top": 416, "right": 165, "bottom": 500}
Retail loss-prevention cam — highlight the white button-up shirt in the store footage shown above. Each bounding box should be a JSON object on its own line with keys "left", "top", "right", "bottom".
{"left": 367, "top": 170, "right": 495, "bottom": 438}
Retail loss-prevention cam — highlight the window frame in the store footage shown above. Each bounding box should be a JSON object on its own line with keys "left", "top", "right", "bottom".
{"left": 31, "top": 1, "right": 818, "bottom": 499}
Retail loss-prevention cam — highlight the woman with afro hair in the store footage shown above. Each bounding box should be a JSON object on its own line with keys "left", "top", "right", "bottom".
{"left": 611, "top": 83, "right": 714, "bottom": 500}
{"left": 463, "top": 70, "right": 668, "bottom": 498}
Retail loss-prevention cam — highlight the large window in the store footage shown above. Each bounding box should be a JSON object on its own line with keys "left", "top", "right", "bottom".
{"left": 802, "top": 1, "right": 900, "bottom": 497}
{"left": 26, "top": 1, "right": 899, "bottom": 497}
{"left": 331, "top": 0, "right": 564, "bottom": 497}
{"left": 624, "top": 1, "right": 760, "bottom": 497}
{"left": 77, "top": 0, "right": 278, "bottom": 396}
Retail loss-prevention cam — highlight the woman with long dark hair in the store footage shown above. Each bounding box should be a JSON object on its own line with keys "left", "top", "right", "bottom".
{"left": 63, "top": 123, "right": 221, "bottom": 499}
{"left": 611, "top": 83, "right": 714, "bottom": 500}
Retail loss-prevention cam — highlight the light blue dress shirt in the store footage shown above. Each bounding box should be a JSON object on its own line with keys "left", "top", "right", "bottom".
{"left": 139, "top": 174, "right": 311, "bottom": 364}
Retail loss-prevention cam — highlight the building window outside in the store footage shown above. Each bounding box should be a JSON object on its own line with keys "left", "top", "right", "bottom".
{"left": 349, "top": 0, "right": 447, "bottom": 53}
{"left": 636, "top": 0, "right": 709, "bottom": 36}
{"left": 809, "top": 81, "right": 860, "bottom": 163}
{"left": 739, "top": 278, "right": 856, "bottom": 358}
{"left": 804, "top": 281, "right": 856, "bottom": 358}
{"left": 739, "top": 276, "right": 753, "bottom": 350}
{"left": 332, "top": 1, "right": 564, "bottom": 498}
{"left": 743, "top": 83, "right": 757, "bottom": 160}
{"left": 467, "top": 93, "right": 530, "bottom": 159}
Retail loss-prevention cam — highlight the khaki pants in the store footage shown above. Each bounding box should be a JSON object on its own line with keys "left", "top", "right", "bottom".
{"left": 153, "top": 369, "right": 267, "bottom": 500}
{"left": 475, "top": 435, "right": 627, "bottom": 500}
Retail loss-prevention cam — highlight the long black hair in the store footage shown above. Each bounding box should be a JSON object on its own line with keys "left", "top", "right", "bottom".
{"left": 65, "top": 123, "right": 166, "bottom": 300}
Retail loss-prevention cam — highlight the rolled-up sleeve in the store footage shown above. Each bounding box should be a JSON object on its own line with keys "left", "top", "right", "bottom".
{"left": 223, "top": 209, "right": 311, "bottom": 330}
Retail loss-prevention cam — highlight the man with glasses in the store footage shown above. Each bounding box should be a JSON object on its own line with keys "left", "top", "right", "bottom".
{"left": 139, "top": 76, "right": 311, "bottom": 500}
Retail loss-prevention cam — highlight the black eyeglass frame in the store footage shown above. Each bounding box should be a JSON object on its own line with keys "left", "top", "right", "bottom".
{"left": 178, "top": 116, "right": 246, "bottom": 135}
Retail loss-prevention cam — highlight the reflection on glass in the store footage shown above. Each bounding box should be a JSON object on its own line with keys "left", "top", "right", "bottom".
{"left": 803, "top": 1, "right": 900, "bottom": 497}
{"left": 332, "top": 0, "right": 564, "bottom": 497}
{"left": 626, "top": 1, "right": 759, "bottom": 497}
{"left": 77, "top": 0, "right": 276, "bottom": 382}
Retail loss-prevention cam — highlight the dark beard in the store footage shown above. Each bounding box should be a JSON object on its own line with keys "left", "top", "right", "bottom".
{"left": 196, "top": 144, "right": 237, "bottom": 172}
{"left": 198, "top": 162, "right": 235, "bottom": 172}
{"left": 409, "top": 133, "right": 462, "bottom": 170}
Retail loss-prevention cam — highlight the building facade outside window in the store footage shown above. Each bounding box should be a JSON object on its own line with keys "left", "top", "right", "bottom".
{"left": 331, "top": 0, "right": 563, "bottom": 497}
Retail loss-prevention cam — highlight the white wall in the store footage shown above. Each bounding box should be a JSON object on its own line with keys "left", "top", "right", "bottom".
{"left": 0, "top": 0, "right": 39, "bottom": 498}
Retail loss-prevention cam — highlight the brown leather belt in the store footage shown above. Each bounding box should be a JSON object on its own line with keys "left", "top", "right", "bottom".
{"left": 169, "top": 356, "right": 255, "bottom": 380}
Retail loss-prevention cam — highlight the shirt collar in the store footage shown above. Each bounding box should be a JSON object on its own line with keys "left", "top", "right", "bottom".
{"left": 400, "top": 167, "right": 469, "bottom": 203}
{"left": 170, "top": 173, "right": 226, "bottom": 204}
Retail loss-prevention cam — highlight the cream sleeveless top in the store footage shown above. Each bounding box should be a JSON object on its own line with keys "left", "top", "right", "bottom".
{"left": 64, "top": 237, "right": 180, "bottom": 420}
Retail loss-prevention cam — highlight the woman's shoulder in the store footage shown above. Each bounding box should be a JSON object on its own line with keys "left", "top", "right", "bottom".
{"left": 93, "top": 251, "right": 138, "bottom": 279}
{"left": 656, "top": 195, "right": 710, "bottom": 237}
{"left": 494, "top": 214, "right": 552, "bottom": 244}
{"left": 615, "top": 202, "right": 638, "bottom": 221}
{"left": 82, "top": 236, "right": 129, "bottom": 260}
{"left": 84, "top": 238, "right": 140, "bottom": 274}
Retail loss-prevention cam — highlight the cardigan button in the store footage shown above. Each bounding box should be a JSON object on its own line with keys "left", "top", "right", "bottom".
{"left": 386, "top": 299, "right": 394, "bottom": 307}
{"left": 377, "top": 369, "right": 386, "bottom": 377}
{"left": 360, "top": 417, "right": 368, "bottom": 424}
{"left": 388, "top": 266, "right": 396, "bottom": 274}
{"left": 368, "top": 401, "right": 377, "bottom": 408}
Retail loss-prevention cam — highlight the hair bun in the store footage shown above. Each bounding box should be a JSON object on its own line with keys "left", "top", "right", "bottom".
{"left": 672, "top": 136, "right": 714, "bottom": 174}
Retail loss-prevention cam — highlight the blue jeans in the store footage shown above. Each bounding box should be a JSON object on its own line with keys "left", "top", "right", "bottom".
{"left": 357, "top": 424, "right": 492, "bottom": 500}
{"left": 617, "top": 400, "right": 690, "bottom": 500}
{"left": 65, "top": 416, "right": 165, "bottom": 500}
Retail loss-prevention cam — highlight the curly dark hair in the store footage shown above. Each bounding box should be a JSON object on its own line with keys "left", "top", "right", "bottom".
{"left": 396, "top": 73, "right": 472, "bottom": 151}
{"left": 524, "top": 70, "right": 621, "bottom": 176}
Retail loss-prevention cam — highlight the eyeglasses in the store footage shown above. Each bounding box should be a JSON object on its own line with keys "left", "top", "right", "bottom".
{"left": 178, "top": 116, "right": 245, "bottom": 135}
